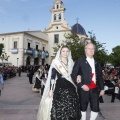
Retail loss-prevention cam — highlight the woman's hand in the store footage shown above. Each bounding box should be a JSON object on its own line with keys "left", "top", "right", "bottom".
{"left": 49, "top": 90, "right": 53, "bottom": 97}
{"left": 82, "top": 85, "right": 89, "bottom": 91}
{"left": 76, "top": 75, "right": 81, "bottom": 83}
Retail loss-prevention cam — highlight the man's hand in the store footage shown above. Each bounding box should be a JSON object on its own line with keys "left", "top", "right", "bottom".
{"left": 76, "top": 75, "right": 81, "bottom": 83}
{"left": 82, "top": 85, "right": 89, "bottom": 91}
{"left": 99, "top": 90, "right": 105, "bottom": 96}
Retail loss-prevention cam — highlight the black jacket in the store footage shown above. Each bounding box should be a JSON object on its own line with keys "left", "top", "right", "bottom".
{"left": 71, "top": 56, "right": 104, "bottom": 90}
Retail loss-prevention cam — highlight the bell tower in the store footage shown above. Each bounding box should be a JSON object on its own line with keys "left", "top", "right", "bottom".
{"left": 45, "top": 0, "right": 69, "bottom": 31}
{"left": 51, "top": 0, "right": 65, "bottom": 22}
{"left": 44, "top": 0, "right": 71, "bottom": 64}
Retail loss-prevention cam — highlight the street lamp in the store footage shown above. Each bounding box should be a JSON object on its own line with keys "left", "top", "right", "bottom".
{"left": 17, "top": 58, "right": 19, "bottom": 67}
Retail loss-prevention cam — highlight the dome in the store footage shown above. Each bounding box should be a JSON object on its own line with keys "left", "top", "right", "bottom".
{"left": 72, "top": 23, "right": 86, "bottom": 35}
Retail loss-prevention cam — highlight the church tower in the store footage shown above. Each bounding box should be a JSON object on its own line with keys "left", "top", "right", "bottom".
{"left": 44, "top": 0, "right": 71, "bottom": 63}
{"left": 45, "top": 0, "right": 70, "bottom": 31}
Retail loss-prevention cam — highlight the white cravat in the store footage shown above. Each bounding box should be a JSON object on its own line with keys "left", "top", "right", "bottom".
{"left": 86, "top": 57, "right": 96, "bottom": 83}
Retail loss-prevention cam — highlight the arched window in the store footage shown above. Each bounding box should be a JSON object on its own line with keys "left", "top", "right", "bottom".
{"left": 54, "top": 14, "right": 56, "bottom": 20}
{"left": 57, "top": 4, "right": 59, "bottom": 9}
{"left": 59, "top": 14, "right": 61, "bottom": 20}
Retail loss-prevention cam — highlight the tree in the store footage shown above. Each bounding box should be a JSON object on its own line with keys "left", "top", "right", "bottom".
{"left": 0, "top": 44, "right": 10, "bottom": 63}
{"left": 109, "top": 46, "right": 120, "bottom": 67}
{"left": 88, "top": 31, "right": 108, "bottom": 67}
{"left": 53, "top": 32, "right": 85, "bottom": 61}
{"left": 53, "top": 31, "right": 108, "bottom": 66}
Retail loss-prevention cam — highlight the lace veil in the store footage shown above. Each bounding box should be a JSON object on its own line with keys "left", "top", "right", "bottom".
{"left": 37, "top": 46, "right": 74, "bottom": 120}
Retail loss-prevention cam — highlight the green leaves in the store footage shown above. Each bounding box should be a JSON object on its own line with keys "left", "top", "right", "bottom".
{"left": 109, "top": 46, "right": 120, "bottom": 67}
{"left": 53, "top": 32, "right": 85, "bottom": 61}
{"left": 53, "top": 31, "right": 108, "bottom": 66}
{"left": 88, "top": 31, "right": 108, "bottom": 67}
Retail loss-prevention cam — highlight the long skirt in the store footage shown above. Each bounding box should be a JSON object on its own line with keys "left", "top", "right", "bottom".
{"left": 32, "top": 78, "right": 41, "bottom": 92}
{"left": 34, "top": 77, "right": 41, "bottom": 89}
{"left": 51, "top": 77, "right": 81, "bottom": 120}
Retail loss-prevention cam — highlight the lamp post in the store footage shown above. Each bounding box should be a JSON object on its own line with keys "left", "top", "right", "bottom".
{"left": 17, "top": 58, "right": 19, "bottom": 67}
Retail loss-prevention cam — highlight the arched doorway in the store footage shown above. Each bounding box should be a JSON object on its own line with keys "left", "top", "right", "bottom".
{"left": 34, "top": 57, "right": 39, "bottom": 65}
{"left": 26, "top": 56, "right": 31, "bottom": 66}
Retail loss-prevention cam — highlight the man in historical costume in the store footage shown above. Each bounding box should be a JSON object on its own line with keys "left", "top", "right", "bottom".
{"left": 18, "top": 67, "right": 22, "bottom": 77}
{"left": 71, "top": 43, "right": 105, "bottom": 120}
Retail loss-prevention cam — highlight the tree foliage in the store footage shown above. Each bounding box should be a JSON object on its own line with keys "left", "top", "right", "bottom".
{"left": 109, "top": 46, "right": 120, "bottom": 67}
{"left": 53, "top": 31, "right": 108, "bottom": 66}
{"left": 88, "top": 31, "right": 108, "bottom": 67}
{"left": 53, "top": 32, "right": 85, "bottom": 61}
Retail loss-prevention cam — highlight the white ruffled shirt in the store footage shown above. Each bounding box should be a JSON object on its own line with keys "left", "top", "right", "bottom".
{"left": 86, "top": 57, "right": 96, "bottom": 83}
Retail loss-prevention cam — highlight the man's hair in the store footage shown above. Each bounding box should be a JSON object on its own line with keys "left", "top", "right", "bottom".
{"left": 84, "top": 42, "right": 96, "bottom": 49}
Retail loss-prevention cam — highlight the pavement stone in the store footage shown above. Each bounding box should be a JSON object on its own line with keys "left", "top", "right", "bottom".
{"left": 0, "top": 73, "right": 120, "bottom": 120}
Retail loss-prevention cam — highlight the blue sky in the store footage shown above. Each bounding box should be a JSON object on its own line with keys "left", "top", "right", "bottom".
{"left": 0, "top": 0, "right": 120, "bottom": 54}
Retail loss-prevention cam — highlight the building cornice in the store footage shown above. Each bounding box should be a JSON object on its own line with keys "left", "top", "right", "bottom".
{"left": 0, "top": 31, "right": 48, "bottom": 42}
{"left": 43, "top": 29, "right": 71, "bottom": 33}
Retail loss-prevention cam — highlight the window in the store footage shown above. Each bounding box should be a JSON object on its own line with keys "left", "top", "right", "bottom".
{"left": 59, "top": 14, "right": 61, "bottom": 20}
{"left": 54, "top": 14, "right": 56, "bottom": 21}
{"left": 14, "top": 41, "right": 17, "bottom": 48}
{"left": 54, "top": 34, "right": 59, "bottom": 43}
{"left": 57, "top": 4, "right": 59, "bottom": 9}
{"left": 36, "top": 45, "right": 38, "bottom": 50}
{"left": 28, "top": 42, "right": 31, "bottom": 49}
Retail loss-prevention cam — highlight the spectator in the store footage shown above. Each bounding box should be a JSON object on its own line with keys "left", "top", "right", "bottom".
{"left": 0, "top": 70, "right": 4, "bottom": 96}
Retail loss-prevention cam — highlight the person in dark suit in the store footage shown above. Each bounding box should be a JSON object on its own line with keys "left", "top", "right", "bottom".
{"left": 18, "top": 67, "right": 22, "bottom": 77}
{"left": 28, "top": 66, "right": 34, "bottom": 84}
{"left": 71, "top": 43, "right": 104, "bottom": 120}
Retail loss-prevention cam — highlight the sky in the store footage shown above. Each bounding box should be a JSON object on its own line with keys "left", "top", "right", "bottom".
{"left": 0, "top": 0, "right": 120, "bottom": 54}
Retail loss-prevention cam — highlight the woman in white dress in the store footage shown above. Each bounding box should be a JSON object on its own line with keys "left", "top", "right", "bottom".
{"left": 37, "top": 45, "right": 81, "bottom": 120}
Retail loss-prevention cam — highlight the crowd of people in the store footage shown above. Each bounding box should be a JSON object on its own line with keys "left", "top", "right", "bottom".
{"left": 0, "top": 43, "right": 120, "bottom": 120}
{"left": 26, "top": 64, "right": 50, "bottom": 96}
{"left": 0, "top": 64, "right": 17, "bottom": 80}
{"left": 36, "top": 44, "right": 120, "bottom": 120}
{"left": 99, "top": 67, "right": 120, "bottom": 102}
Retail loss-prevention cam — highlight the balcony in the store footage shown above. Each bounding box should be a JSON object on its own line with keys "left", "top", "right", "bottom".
{"left": 11, "top": 48, "right": 18, "bottom": 54}
{"left": 38, "top": 50, "right": 42, "bottom": 57}
{"left": 33, "top": 49, "right": 39, "bottom": 58}
{"left": 40, "top": 50, "right": 49, "bottom": 58}
{"left": 45, "top": 51, "right": 49, "bottom": 58}
{"left": 24, "top": 49, "right": 33, "bottom": 55}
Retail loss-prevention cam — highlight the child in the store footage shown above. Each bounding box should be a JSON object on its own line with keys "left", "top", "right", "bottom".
{"left": 0, "top": 70, "right": 4, "bottom": 96}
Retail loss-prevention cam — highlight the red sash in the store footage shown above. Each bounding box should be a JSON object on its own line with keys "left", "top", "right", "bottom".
{"left": 86, "top": 73, "right": 97, "bottom": 89}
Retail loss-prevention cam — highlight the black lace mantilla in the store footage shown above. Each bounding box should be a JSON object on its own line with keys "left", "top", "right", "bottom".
{"left": 51, "top": 78, "right": 81, "bottom": 120}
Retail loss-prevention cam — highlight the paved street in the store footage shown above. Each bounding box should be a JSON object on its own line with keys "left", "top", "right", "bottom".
{"left": 0, "top": 73, "right": 120, "bottom": 120}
